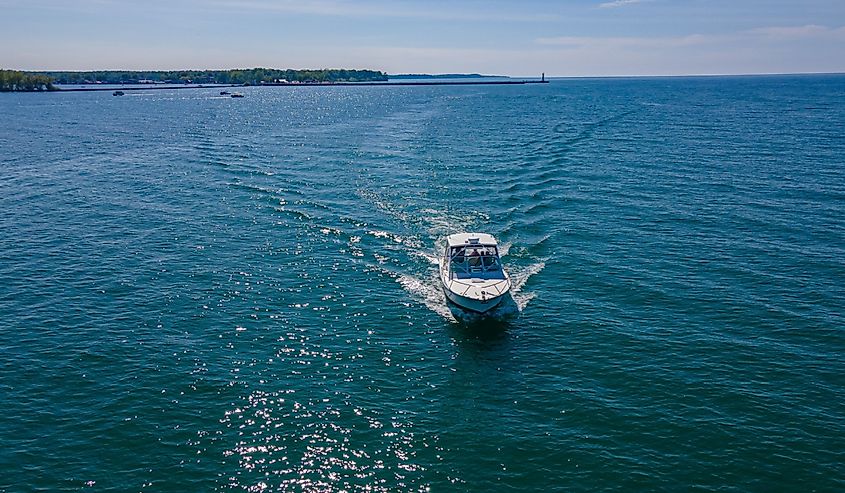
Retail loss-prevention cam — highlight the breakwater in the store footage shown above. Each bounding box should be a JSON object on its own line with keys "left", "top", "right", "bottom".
{"left": 264, "top": 80, "right": 548, "bottom": 86}
{"left": 56, "top": 79, "right": 548, "bottom": 92}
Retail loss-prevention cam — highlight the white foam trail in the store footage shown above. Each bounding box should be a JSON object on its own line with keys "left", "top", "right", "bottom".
{"left": 366, "top": 229, "right": 424, "bottom": 249}
{"left": 419, "top": 208, "right": 455, "bottom": 237}
{"left": 396, "top": 273, "right": 455, "bottom": 321}
{"left": 420, "top": 208, "right": 490, "bottom": 239}
{"left": 507, "top": 260, "right": 546, "bottom": 311}
{"left": 512, "top": 290, "right": 537, "bottom": 311}
{"left": 357, "top": 189, "right": 410, "bottom": 222}
{"left": 499, "top": 242, "right": 511, "bottom": 257}
{"left": 510, "top": 261, "right": 546, "bottom": 293}
{"left": 411, "top": 250, "right": 439, "bottom": 265}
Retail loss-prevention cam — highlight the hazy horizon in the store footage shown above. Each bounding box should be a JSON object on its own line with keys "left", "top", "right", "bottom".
{"left": 2, "top": 1, "right": 844, "bottom": 77}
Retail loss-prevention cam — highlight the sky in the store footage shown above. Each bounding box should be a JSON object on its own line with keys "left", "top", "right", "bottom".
{"left": 1, "top": 0, "right": 844, "bottom": 76}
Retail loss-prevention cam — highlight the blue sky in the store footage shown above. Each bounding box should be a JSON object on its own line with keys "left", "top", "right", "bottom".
{"left": 2, "top": 0, "right": 844, "bottom": 75}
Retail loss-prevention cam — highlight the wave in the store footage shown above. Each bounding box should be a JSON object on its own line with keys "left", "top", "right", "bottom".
{"left": 508, "top": 260, "right": 546, "bottom": 311}
{"left": 396, "top": 272, "right": 453, "bottom": 320}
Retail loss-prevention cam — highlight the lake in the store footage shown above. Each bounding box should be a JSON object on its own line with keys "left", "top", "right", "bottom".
{"left": 0, "top": 75, "right": 843, "bottom": 491}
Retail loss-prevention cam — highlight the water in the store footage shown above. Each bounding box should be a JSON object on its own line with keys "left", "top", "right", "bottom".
{"left": 1, "top": 75, "right": 843, "bottom": 492}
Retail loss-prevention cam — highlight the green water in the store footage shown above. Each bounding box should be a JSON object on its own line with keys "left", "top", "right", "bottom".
{"left": 0, "top": 75, "right": 843, "bottom": 491}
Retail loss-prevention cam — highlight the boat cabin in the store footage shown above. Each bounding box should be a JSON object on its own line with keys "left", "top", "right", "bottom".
{"left": 444, "top": 233, "right": 505, "bottom": 280}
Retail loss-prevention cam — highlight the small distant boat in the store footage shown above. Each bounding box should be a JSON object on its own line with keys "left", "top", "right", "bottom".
{"left": 220, "top": 90, "right": 230, "bottom": 95}
{"left": 440, "top": 233, "right": 511, "bottom": 313}
{"left": 230, "top": 92, "right": 244, "bottom": 98}
{"left": 112, "top": 90, "right": 125, "bottom": 96}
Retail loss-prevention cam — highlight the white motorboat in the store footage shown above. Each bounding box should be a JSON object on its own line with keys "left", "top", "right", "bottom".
{"left": 440, "top": 233, "right": 511, "bottom": 313}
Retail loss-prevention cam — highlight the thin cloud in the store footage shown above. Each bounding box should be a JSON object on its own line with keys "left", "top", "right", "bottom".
{"left": 525, "top": 25, "right": 845, "bottom": 76}
{"left": 598, "top": 0, "right": 646, "bottom": 9}
{"left": 535, "top": 34, "right": 714, "bottom": 49}
{"left": 748, "top": 24, "right": 845, "bottom": 39}
{"left": 334, "top": 31, "right": 845, "bottom": 76}
{"left": 536, "top": 25, "right": 845, "bottom": 49}
{"left": 210, "top": 0, "right": 559, "bottom": 22}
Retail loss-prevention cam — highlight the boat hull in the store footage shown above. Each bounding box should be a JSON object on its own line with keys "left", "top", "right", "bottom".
{"left": 442, "top": 285, "right": 506, "bottom": 314}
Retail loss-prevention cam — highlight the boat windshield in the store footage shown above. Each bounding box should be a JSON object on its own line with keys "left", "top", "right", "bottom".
{"left": 449, "top": 245, "right": 500, "bottom": 273}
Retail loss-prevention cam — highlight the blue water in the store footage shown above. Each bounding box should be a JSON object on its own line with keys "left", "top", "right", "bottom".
{"left": 1, "top": 75, "right": 843, "bottom": 492}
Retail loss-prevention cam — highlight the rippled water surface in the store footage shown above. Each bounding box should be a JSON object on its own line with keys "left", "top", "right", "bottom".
{"left": 1, "top": 76, "right": 844, "bottom": 491}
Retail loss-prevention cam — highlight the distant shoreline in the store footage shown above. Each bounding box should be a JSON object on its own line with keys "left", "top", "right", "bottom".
{"left": 389, "top": 73, "right": 503, "bottom": 79}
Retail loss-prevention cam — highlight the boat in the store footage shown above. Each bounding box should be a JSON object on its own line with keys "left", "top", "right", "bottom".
{"left": 220, "top": 90, "right": 230, "bottom": 95}
{"left": 112, "top": 90, "right": 124, "bottom": 96}
{"left": 230, "top": 92, "right": 244, "bottom": 98}
{"left": 440, "top": 233, "right": 511, "bottom": 313}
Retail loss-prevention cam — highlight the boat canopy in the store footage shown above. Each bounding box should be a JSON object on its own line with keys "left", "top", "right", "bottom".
{"left": 448, "top": 244, "right": 501, "bottom": 274}
{"left": 446, "top": 232, "right": 498, "bottom": 248}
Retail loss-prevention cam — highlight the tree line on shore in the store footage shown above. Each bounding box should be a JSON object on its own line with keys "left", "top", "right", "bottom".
{"left": 0, "top": 70, "right": 56, "bottom": 91}
{"left": 40, "top": 68, "right": 388, "bottom": 85}
{"left": 0, "top": 68, "right": 388, "bottom": 91}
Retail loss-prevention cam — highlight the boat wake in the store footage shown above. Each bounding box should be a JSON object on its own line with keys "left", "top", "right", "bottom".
{"left": 393, "top": 253, "right": 546, "bottom": 323}
{"left": 508, "top": 260, "right": 545, "bottom": 311}
{"left": 396, "top": 273, "right": 453, "bottom": 320}
{"left": 350, "top": 188, "right": 547, "bottom": 322}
